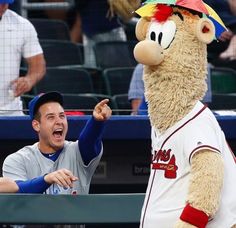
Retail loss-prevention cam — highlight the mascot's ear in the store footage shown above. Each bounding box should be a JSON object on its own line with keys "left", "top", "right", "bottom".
{"left": 195, "top": 18, "right": 215, "bottom": 44}
{"left": 135, "top": 17, "right": 150, "bottom": 41}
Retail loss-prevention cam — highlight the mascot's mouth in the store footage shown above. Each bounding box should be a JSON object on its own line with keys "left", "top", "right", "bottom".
{"left": 163, "top": 37, "right": 174, "bottom": 50}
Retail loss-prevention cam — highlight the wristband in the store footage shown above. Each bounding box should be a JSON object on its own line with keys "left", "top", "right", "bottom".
{"left": 180, "top": 203, "right": 209, "bottom": 228}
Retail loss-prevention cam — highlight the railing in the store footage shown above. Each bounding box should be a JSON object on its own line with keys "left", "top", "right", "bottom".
{"left": 0, "top": 193, "right": 144, "bottom": 224}
{"left": 20, "top": 0, "right": 75, "bottom": 18}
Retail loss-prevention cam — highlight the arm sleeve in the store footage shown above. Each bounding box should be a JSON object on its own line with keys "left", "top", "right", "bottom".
{"left": 137, "top": 96, "right": 148, "bottom": 115}
{"left": 128, "top": 64, "right": 144, "bottom": 101}
{"left": 78, "top": 116, "right": 106, "bottom": 166}
{"left": 16, "top": 176, "right": 51, "bottom": 193}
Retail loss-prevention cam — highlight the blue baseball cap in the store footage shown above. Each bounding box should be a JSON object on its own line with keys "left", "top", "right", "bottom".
{"left": 29, "top": 91, "right": 63, "bottom": 120}
{"left": 0, "top": 0, "right": 14, "bottom": 3}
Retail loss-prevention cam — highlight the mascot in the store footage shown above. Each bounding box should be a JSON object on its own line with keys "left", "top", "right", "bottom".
{"left": 133, "top": 0, "right": 236, "bottom": 227}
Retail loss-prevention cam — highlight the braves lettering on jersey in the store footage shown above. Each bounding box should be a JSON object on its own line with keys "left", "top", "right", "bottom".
{"left": 140, "top": 101, "right": 236, "bottom": 228}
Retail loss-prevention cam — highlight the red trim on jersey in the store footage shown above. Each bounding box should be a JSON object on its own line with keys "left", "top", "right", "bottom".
{"left": 180, "top": 203, "right": 209, "bottom": 228}
{"left": 189, "top": 145, "right": 221, "bottom": 164}
{"left": 141, "top": 104, "right": 207, "bottom": 227}
{"left": 160, "top": 105, "right": 207, "bottom": 149}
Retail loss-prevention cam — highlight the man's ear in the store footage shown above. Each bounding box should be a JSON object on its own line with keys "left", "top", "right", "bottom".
{"left": 135, "top": 17, "right": 150, "bottom": 41}
{"left": 32, "top": 119, "right": 40, "bottom": 132}
{"left": 195, "top": 18, "right": 215, "bottom": 44}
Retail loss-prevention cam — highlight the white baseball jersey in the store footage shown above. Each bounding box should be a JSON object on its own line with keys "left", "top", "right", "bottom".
{"left": 0, "top": 9, "right": 43, "bottom": 115}
{"left": 3, "top": 141, "right": 102, "bottom": 195}
{"left": 140, "top": 101, "right": 236, "bottom": 228}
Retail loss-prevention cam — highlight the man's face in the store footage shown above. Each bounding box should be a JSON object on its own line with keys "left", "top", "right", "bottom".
{"left": 0, "top": 4, "right": 8, "bottom": 17}
{"left": 33, "top": 102, "right": 68, "bottom": 153}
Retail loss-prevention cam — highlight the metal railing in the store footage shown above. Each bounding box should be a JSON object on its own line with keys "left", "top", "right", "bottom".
{"left": 20, "top": 0, "right": 75, "bottom": 18}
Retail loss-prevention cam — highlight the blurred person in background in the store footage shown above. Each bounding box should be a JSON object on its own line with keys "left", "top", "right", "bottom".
{"left": 128, "top": 63, "right": 144, "bottom": 115}
{"left": 205, "top": 0, "right": 236, "bottom": 63}
{"left": 72, "top": 0, "right": 141, "bottom": 67}
{"left": 0, "top": 0, "right": 46, "bottom": 116}
{"left": 229, "top": 0, "right": 236, "bottom": 14}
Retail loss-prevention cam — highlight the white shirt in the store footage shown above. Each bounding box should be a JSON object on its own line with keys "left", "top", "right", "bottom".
{"left": 140, "top": 101, "right": 236, "bottom": 228}
{"left": 0, "top": 9, "right": 43, "bottom": 115}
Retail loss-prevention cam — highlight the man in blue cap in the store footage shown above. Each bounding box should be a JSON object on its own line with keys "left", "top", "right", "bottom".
{"left": 0, "top": 0, "right": 45, "bottom": 115}
{"left": 3, "top": 92, "right": 112, "bottom": 194}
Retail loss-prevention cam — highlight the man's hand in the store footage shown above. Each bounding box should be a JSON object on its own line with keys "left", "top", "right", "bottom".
{"left": 10, "top": 54, "right": 46, "bottom": 97}
{"left": 10, "top": 76, "right": 35, "bottom": 97}
{"left": 44, "top": 169, "right": 78, "bottom": 188}
{"left": 0, "top": 177, "right": 19, "bottom": 193}
{"left": 107, "top": 0, "right": 141, "bottom": 21}
{"left": 229, "top": 0, "right": 236, "bottom": 15}
{"left": 93, "top": 99, "right": 112, "bottom": 121}
{"left": 218, "top": 30, "right": 234, "bottom": 42}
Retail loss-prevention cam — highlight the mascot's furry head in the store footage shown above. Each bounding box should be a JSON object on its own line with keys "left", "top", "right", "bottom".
{"left": 133, "top": 0, "right": 226, "bottom": 132}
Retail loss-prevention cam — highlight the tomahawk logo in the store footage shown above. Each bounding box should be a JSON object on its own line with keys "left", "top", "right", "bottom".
{"left": 152, "top": 149, "right": 178, "bottom": 178}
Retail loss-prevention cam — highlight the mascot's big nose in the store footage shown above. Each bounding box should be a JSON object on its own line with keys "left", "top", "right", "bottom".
{"left": 133, "top": 40, "right": 164, "bottom": 66}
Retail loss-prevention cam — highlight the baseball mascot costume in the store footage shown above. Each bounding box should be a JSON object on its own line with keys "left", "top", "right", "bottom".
{"left": 133, "top": 0, "right": 236, "bottom": 227}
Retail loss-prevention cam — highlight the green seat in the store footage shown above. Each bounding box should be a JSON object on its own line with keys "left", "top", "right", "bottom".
{"left": 208, "top": 93, "right": 236, "bottom": 110}
{"left": 102, "top": 67, "right": 134, "bottom": 96}
{"left": 35, "top": 68, "right": 94, "bottom": 94}
{"left": 39, "top": 39, "right": 84, "bottom": 67}
{"left": 63, "top": 93, "right": 99, "bottom": 115}
{"left": 211, "top": 67, "right": 236, "bottom": 94}
{"left": 112, "top": 93, "right": 131, "bottom": 115}
{"left": 30, "top": 19, "right": 71, "bottom": 41}
{"left": 63, "top": 93, "right": 119, "bottom": 115}
{"left": 93, "top": 41, "right": 137, "bottom": 69}
{"left": 21, "top": 94, "right": 34, "bottom": 115}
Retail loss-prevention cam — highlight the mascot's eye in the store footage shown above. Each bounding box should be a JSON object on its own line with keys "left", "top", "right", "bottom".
{"left": 150, "top": 32, "right": 156, "bottom": 41}
{"left": 161, "top": 21, "right": 176, "bottom": 49}
{"left": 148, "top": 21, "right": 176, "bottom": 49}
{"left": 148, "top": 22, "right": 162, "bottom": 42}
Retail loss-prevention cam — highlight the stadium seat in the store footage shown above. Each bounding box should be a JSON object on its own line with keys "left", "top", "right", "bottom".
{"left": 39, "top": 39, "right": 84, "bottom": 67}
{"left": 63, "top": 94, "right": 99, "bottom": 115}
{"left": 93, "top": 41, "right": 137, "bottom": 69}
{"left": 102, "top": 67, "right": 134, "bottom": 96}
{"left": 22, "top": 93, "right": 117, "bottom": 116}
{"left": 30, "top": 18, "right": 71, "bottom": 40}
{"left": 34, "top": 68, "right": 94, "bottom": 94}
{"left": 21, "top": 94, "right": 34, "bottom": 115}
{"left": 208, "top": 93, "right": 236, "bottom": 110}
{"left": 112, "top": 94, "right": 131, "bottom": 115}
{"left": 211, "top": 67, "right": 236, "bottom": 94}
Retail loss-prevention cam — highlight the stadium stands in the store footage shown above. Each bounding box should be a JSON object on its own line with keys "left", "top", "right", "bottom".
{"left": 93, "top": 41, "right": 137, "bottom": 70}
{"left": 30, "top": 18, "right": 71, "bottom": 40}
{"left": 102, "top": 67, "right": 134, "bottom": 96}
{"left": 35, "top": 67, "right": 94, "bottom": 94}
{"left": 39, "top": 39, "right": 84, "bottom": 67}
{"left": 211, "top": 67, "right": 236, "bottom": 94}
